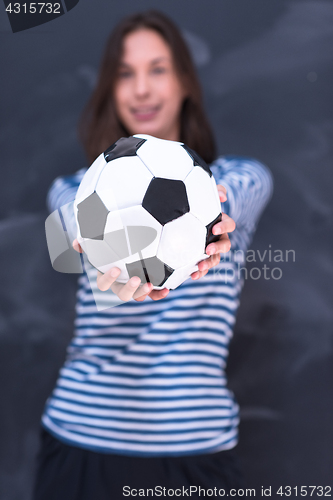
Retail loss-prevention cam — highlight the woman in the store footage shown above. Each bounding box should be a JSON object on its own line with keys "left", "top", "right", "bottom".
{"left": 34, "top": 10, "right": 273, "bottom": 500}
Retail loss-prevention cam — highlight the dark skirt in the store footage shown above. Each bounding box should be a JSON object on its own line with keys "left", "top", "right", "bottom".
{"left": 33, "top": 428, "right": 245, "bottom": 500}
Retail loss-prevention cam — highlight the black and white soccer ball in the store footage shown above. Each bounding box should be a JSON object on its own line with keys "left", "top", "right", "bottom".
{"left": 74, "top": 134, "right": 222, "bottom": 290}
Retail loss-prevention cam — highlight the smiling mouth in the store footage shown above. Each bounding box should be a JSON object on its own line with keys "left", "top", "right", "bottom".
{"left": 131, "top": 105, "right": 161, "bottom": 120}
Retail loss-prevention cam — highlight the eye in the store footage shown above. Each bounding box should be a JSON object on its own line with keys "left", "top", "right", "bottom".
{"left": 152, "top": 66, "right": 167, "bottom": 75}
{"left": 118, "top": 69, "right": 133, "bottom": 79}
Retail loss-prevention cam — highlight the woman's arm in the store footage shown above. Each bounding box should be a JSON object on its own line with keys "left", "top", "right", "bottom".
{"left": 210, "top": 156, "right": 274, "bottom": 233}
{"left": 189, "top": 157, "right": 273, "bottom": 284}
{"left": 47, "top": 169, "right": 86, "bottom": 214}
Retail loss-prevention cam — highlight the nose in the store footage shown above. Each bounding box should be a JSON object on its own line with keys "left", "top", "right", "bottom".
{"left": 133, "top": 72, "right": 150, "bottom": 98}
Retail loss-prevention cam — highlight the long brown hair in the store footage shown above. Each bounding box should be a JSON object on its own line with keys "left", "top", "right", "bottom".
{"left": 79, "top": 10, "right": 216, "bottom": 165}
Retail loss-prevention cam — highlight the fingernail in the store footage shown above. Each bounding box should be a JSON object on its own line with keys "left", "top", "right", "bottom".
{"left": 213, "top": 227, "right": 221, "bottom": 235}
{"left": 110, "top": 268, "right": 119, "bottom": 278}
{"left": 208, "top": 245, "right": 216, "bottom": 255}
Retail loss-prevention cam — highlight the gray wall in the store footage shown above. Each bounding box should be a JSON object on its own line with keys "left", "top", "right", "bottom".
{"left": 0, "top": 0, "right": 332, "bottom": 498}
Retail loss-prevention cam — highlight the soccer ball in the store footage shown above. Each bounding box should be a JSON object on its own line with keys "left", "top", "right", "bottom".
{"left": 74, "top": 134, "right": 222, "bottom": 290}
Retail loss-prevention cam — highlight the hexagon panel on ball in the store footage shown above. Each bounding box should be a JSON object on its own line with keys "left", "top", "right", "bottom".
{"left": 80, "top": 238, "right": 121, "bottom": 271}
{"left": 104, "top": 205, "right": 162, "bottom": 263}
{"left": 134, "top": 134, "right": 194, "bottom": 180}
{"left": 95, "top": 155, "right": 153, "bottom": 212}
{"left": 185, "top": 166, "right": 221, "bottom": 226}
{"left": 157, "top": 212, "right": 207, "bottom": 269}
{"left": 75, "top": 153, "right": 107, "bottom": 206}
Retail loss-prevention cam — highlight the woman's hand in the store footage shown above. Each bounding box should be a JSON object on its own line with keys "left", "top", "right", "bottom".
{"left": 72, "top": 239, "right": 157, "bottom": 302}
{"left": 190, "top": 185, "right": 236, "bottom": 281}
{"left": 96, "top": 268, "right": 156, "bottom": 302}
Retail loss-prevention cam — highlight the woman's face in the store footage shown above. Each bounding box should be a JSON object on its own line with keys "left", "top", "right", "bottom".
{"left": 114, "top": 29, "right": 186, "bottom": 142}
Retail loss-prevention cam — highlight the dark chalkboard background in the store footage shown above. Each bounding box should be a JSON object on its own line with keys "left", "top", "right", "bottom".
{"left": 0, "top": 1, "right": 332, "bottom": 498}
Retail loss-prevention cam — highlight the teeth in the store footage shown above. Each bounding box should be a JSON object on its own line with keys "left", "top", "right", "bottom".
{"left": 134, "top": 107, "right": 158, "bottom": 113}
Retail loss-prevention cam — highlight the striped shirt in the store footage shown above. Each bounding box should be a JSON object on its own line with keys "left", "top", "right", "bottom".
{"left": 42, "top": 156, "right": 273, "bottom": 457}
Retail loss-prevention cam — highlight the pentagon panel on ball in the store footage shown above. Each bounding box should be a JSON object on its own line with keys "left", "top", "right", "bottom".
{"left": 181, "top": 144, "right": 212, "bottom": 177}
{"left": 104, "top": 136, "right": 146, "bottom": 162}
{"left": 142, "top": 177, "right": 190, "bottom": 226}
{"left": 73, "top": 134, "right": 222, "bottom": 291}
{"left": 127, "top": 256, "right": 173, "bottom": 289}
{"left": 77, "top": 192, "right": 109, "bottom": 240}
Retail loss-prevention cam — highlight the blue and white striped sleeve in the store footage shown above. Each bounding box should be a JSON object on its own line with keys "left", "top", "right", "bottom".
{"left": 46, "top": 168, "right": 87, "bottom": 214}
{"left": 46, "top": 168, "right": 87, "bottom": 243}
{"left": 210, "top": 156, "right": 273, "bottom": 234}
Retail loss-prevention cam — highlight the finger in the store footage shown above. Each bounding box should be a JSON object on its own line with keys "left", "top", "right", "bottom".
{"left": 110, "top": 276, "right": 142, "bottom": 302}
{"left": 206, "top": 233, "right": 231, "bottom": 256}
{"left": 217, "top": 184, "right": 227, "bottom": 196}
{"left": 97, "top": 268, "right": 121, "bottom": 291}
{"left": 191, "top": 266, "right": 212, "bottom": 280}
{"left": 72, "top": 239, "right": 83, "bottom": 253}
{"left": 191, "top": 254, "right": 220, "bottom": 280}
{"left": 148, "top": 288, "right": 170, "bottom": 301}
{"left": 191, "top": 255, "right": 214, "bottom": 280}
{"left": 216, "top": 184, "right": 227, "bottom": 202}
{"left": 212, "top": 213, "right": 236, "bottom": 236}
{"left": 198, "top": 253, "right": 220, "bottom": 271}
{"left": 133, "top": 282, "right": 154, "bottom": 301}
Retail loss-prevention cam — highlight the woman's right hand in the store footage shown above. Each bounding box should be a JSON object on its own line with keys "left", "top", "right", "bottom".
{"left": 73, "top": 239, "right": 169, "bottom": 302}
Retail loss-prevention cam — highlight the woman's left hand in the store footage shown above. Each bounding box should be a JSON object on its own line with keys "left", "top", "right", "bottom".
{"left": 190, "top": 184, "right": 236, "bottom": 281}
